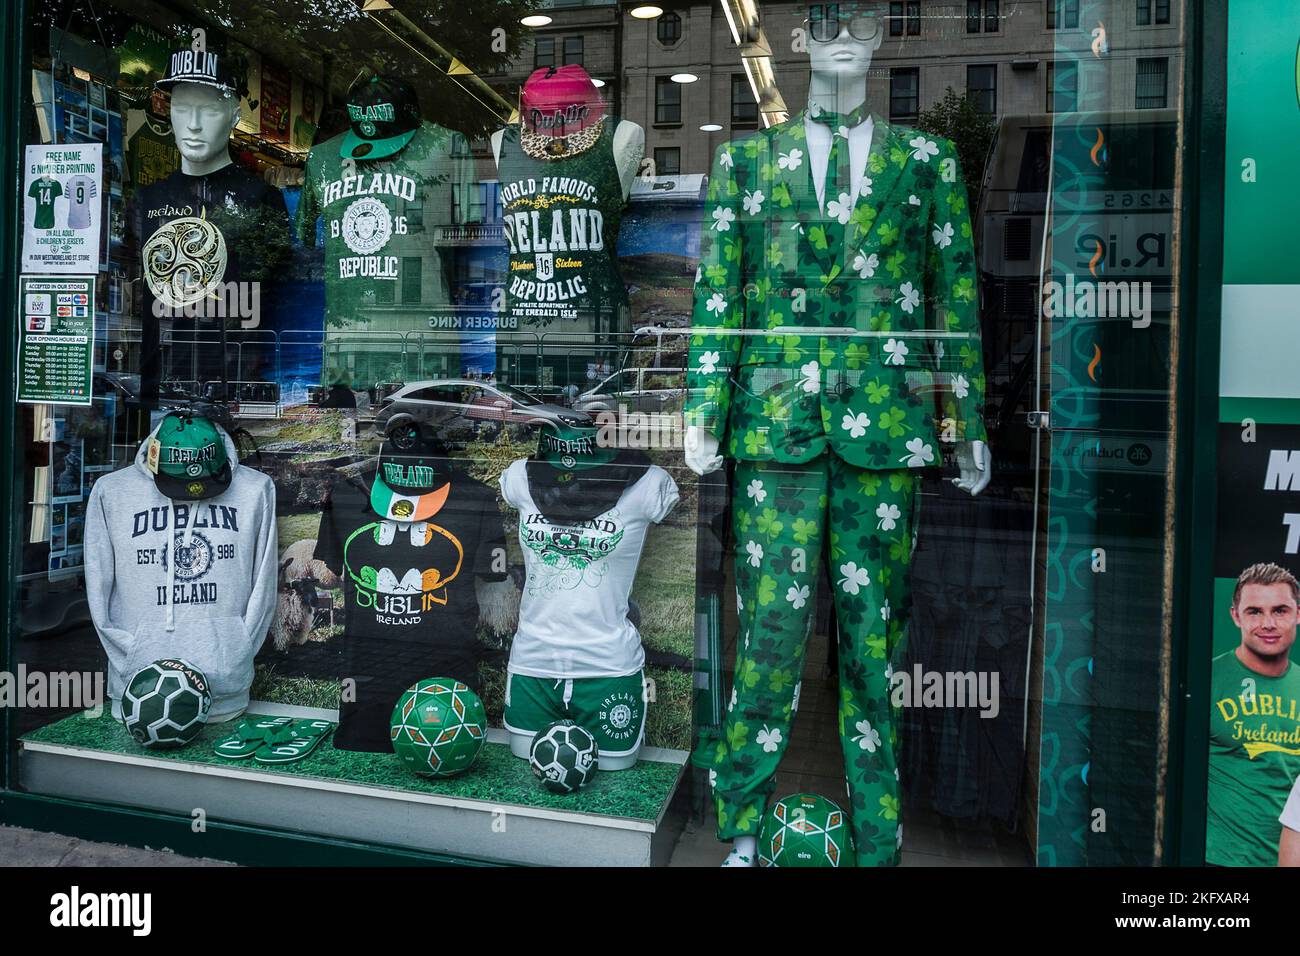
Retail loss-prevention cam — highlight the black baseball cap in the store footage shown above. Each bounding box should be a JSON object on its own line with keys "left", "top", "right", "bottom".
{"left": 155, "top": 48, "right": 242, "bottom": 97}
{"left": 371, "top": 440, "right": 450, "bottom": 521}
{"left": 341, "top": 75, "right": 422, "bottom": 160}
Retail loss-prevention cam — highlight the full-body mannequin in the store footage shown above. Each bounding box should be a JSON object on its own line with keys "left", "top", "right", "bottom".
{"left": 684, "top": 16, "right": 992, "bottom": 868}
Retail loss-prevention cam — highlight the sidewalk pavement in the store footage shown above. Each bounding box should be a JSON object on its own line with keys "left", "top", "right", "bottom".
{"left": 0, "top": 825, "right": 233, "bottom": 866}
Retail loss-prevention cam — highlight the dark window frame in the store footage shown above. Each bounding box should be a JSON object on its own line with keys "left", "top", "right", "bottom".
{"left": 563, "top": 36, "right": 584, "bottom": 65}
{"left": 534, "top": 37, "right": 555, "bottom": 69}
{"left": 657, "top": 10, "right": 682, "bottom": 45}
{"left": 889, "top": 66, "right": 920, "bottom": 121}
{"left": 1047, "top": 0, "right": 1079, "bottom": 30}
{"left": 1046, "top": 60, "right": 1078, "bottom": 113}
{"left": 731, "top": 73, "right": 758, "bottom": 127}
{"left": 653, "top": 146, "right": 681, "bottom": 176}
{"left": 1136, "top": 56, "right": 1169, "bottom": 109}
{"left": 655, "top": 75, "right": 682, "bottom": 125}
{"left": 967, "top": 63, "right": 997, "bottom": 115}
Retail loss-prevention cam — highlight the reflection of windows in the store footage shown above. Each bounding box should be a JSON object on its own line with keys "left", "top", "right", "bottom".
{"left": 890, "top": 68, "right": 920, "bottom": 121}
{"left": 1136, "top": 57, "right": 1168, "bottom": 109}
{"left": 402, "top": 258, "right": 422, "bottom": 304}
{"left": 889, "top": 1, "right": 921, "bottom": 37}
{"left": 653, "top": 147, "right": 680, "bottom": 176}
{"left": 1137, "top": 0, "right": 1170, "bottom": 25}
{"left": 967, "top": 0, "right": 998, "bottom": 33}
{"left": 1046, "top": 61, "right": 1077, "bottom": 113}
{"left": 375, "top": 280, "right": 395, "bottom": 305}
{"left": 967, "top": 64, "right": 996, "bottom": 114}
{"left": 1047, "top": 0, "right": 1078, "bottom": 29}
{"left": 534, "top": 37, "right": 555, "bottom": 69}
{"left": 404, "top": 196, "right": 423, "bottom": 233}
{"left": 657, "top": 11, "right": 682, "bottom": 44}
{"left": 655, "top": 77, "right": 681, "bottom": 125}
{"left": 731, "top": 74, "right": 758, "bottom": 127}
{"left": 563, "top": 37, "right": 584, "bottom": 65}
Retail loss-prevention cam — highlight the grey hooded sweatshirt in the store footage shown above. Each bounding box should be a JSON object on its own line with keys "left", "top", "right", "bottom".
{"left": 85, "top": 419, "right": 278, "bottom": 721}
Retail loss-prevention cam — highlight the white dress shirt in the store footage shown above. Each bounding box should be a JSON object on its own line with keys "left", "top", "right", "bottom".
{"left": 804, "top": 111, "right": 876, "bottom": 215}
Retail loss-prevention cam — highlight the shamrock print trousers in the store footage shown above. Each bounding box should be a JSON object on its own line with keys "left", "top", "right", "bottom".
{"left": 712, "top": 454, "right": 919, "bottom": 866}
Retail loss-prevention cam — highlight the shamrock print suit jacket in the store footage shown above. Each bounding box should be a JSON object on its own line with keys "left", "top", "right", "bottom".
{"left": 684, "top": 112, "right": 988, "bottom": 471}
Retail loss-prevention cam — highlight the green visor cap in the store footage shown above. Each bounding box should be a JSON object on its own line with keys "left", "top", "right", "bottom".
{"left": 149, "top": 413, "right": 232, "bottom": 501}
{"left": 537, "top": 421, "right": 617, "bottom": 472}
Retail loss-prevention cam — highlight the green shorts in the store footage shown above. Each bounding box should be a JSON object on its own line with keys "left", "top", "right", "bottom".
{"left": 504, "top": 670, "right": 648, "bottom": 758}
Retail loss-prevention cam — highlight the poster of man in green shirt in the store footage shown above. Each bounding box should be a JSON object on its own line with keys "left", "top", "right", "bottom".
{"left": 1207, "top": 563, "right": 1300, "bottom": 866}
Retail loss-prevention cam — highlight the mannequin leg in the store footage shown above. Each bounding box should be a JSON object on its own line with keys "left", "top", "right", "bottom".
{"left": 711, "top": 458, "right": 826, "bottom": 845}
{"left": 826, "top": 458, "right": 919, "bottom": 866}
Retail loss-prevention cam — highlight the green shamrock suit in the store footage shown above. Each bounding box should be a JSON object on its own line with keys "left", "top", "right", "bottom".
{"left": 686, "top": 111, "right": 987, "bottom": 866}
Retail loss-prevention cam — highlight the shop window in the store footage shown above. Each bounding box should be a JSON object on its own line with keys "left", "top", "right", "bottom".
{"left": 653, "top": 147, "right": 681, "bottom": 176}
{"left": 1136, "top": 56, "right": 1169, "bottom": 109}
{"left": 657, "top": 11, "right": 682, "bottom": 45}
{"left": 967, "top": 63, "right": 997, "bottom": 114}
{"left": 731, "top": 74, "right": 758, "bottom": 128}
{"left": 655, "top": 75, "right": 681, "bottom": 125}
{"left": 890, "top": 66, "right": 919, "bottom": 121}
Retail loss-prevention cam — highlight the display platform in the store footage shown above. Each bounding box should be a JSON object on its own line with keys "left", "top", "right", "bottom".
{"left": 19, "top": 702, "right": 689, "bottom": 866}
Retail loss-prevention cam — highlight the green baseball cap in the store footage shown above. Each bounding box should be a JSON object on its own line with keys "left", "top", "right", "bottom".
{"left": 536, "top": 421, "right": 616, "bottom": 474}
{"left": 147, "top": 413, "right": 232, "bottom": 500}
{"left": 340, "top": 75, "right": 421, "bottom": 161}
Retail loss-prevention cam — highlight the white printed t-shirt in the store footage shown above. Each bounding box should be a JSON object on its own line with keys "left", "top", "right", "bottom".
{"left": 500, "top": 458, "right": 679, "bottom": 678}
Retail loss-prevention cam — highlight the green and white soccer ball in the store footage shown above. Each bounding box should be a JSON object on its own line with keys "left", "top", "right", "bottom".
{"left": 529, "top": 720, "right": 599, "bottom": 794}
{"left": 758, "top": 793, "right": 853, "bottom": 867}
{"left": 390, "top": 679, "right": 487, "bottom": 777}
{"left": 120, "top": 659, "right": 212, "bottom": 750}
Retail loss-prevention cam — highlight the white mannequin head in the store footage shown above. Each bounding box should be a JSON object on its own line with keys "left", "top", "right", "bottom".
{"left": 169, "top": 82, "right": 239, "bottom": 176}
{"left": 805, "top": 8, "right": 885, "bottom": 114}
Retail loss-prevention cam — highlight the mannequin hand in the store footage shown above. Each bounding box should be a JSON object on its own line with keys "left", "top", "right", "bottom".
{"left": 952, "top": 440, "right": 992, "bottom": 497}
{"left": 684, "top": 425, "right": 724, "bottom": 477}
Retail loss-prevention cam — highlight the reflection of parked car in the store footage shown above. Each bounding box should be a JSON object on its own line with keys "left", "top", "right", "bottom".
{"left": 374, "top": 379, "right": 592, "bottom": 451}
{"left": 573, "top": 367, "right": 685, "bottom": 415}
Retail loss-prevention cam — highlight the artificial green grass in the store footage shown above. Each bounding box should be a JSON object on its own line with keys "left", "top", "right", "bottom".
{"left": 24, "top": 711, "right": 683, "bottom": 821}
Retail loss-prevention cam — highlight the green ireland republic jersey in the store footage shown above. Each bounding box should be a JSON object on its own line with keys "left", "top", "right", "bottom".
{"left": 1206, "top": 650, "right": 1300, "bottom": 866}
{"left": 29, "top": 177, "right": 63, "bottom": 230}
{"left": 296, "top": 121, "right": 473, "bottom": 329}
{"left": 497, "top": 119, "right": 629, "bottom": 329}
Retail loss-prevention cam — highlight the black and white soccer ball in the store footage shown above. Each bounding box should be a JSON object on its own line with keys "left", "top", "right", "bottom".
{"left": 121, "top": 659, "right": 212, "bottom": 749}
{"left": 529, "top": 720, "right": 599, "bottom": 794}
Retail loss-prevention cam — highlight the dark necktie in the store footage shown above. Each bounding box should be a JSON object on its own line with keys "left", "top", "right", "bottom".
{"left": 809, "top": 104, "right": 867, "bottom": 215}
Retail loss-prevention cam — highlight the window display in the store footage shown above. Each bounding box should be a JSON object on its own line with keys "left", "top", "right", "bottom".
{"left": 3, "top": 0, "right": 1204, "bottom": 872}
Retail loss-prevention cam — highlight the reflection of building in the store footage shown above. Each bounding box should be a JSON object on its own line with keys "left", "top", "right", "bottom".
{"left": 616, "top": 0, "right": 1181, "bottom": 176}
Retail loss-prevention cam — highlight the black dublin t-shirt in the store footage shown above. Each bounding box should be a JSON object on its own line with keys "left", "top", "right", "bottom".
{"left": 128, "top": 162, "right": 291, "bottom": 401}
{"left": 314, "top": 465, "right": 506, "bottom": 751}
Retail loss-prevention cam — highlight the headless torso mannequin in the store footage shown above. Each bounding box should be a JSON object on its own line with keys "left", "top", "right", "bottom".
{"left": 491, "top": 121, "right": 644, "bottom": 201}
{"left": 684, "top": 14, "right": 993, "bottom": 867}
